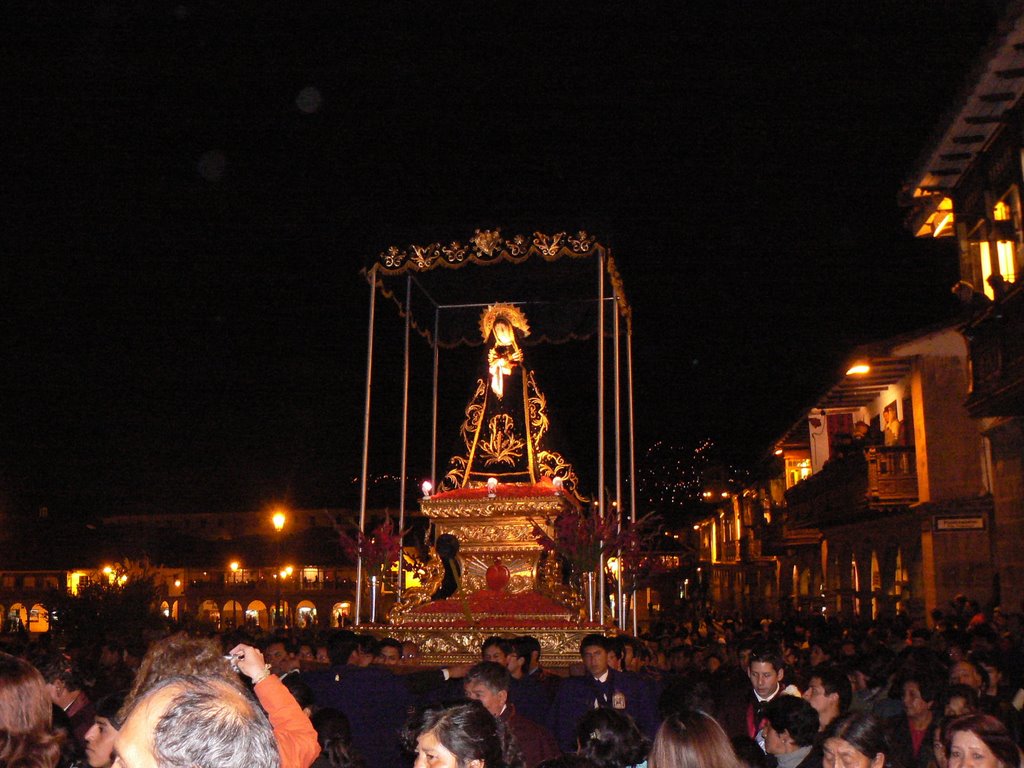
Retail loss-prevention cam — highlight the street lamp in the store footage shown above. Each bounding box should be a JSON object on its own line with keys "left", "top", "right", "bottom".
{"left": 272, "top": 511, "right": 286, "bottom": 628}
{"left": 229, "top": 562, "right": 240, "bottom": 627}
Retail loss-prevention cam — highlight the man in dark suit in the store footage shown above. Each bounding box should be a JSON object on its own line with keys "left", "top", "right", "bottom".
{"left": 547, "top": 634, "right": 658, "bottom": 753}
{"left": 717, "top": 641, "right": 791, "bottom": 741}
{"left": 301, "top": 634, "right": 414, "bottom": 768}
{"left": 509, "top": 635, "right": 559, "bottom": 725}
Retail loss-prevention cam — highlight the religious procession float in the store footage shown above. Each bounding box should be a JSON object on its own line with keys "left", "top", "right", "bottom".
{"left": 348, "top": 231, "right": 651, "bottom": 666}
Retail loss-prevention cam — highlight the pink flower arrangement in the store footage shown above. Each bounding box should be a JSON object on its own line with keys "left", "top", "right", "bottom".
{"left": 532, "top": 508, "right": 659, "bottom": 578}
{"left": 338, "top": 516, "right": 405, "bottom": 576}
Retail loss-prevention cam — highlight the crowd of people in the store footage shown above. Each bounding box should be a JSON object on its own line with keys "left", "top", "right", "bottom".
{"left": 1, "top": 599, "right": 1023, "bottom": 768}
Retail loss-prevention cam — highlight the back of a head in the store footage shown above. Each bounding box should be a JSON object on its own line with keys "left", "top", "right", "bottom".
{"left": 536, "top": 757, "right": 600, "bottom": 768}
{"left": 575, "top": 708, "right": 649, "bottom": 768}
{"left": 137, "top": 676, "right": 280, "bottom": 768}
{"left": 281, "top": 676, "right": 316, "bottom": 712}
{"left": 311, "top": 708, "right": 364, "bottom": 768}
{"left": 327, "top": 635, "right": 360, "bottom": 667}
{"left": 649, "top": 710, "right": 741, "bottom": 768}
{"left": 765, "top": 696, "right": 820, "bottom": 748}
{"left": 121, "top": 633, "right": 238, "bottom": 718}
{"left": 36, "top": 652, "right": 82, "bottom": 693}
{"left": 0, "top": 652, "right": 62, "bottom": 768}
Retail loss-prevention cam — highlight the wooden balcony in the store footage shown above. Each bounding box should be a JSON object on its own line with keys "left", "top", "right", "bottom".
{"left": 866, "top": 447, "right": 918, "bottom": 502}
{"left": 784, "top": 447, "right": 917, "bottom": 526}
{"left": 965, "top": 283, "right": 1024, "bottom": 417}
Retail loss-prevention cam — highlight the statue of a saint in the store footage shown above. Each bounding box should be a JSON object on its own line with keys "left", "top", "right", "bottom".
{"left": 440, "top": 304, "right": 581, "bottom": 498}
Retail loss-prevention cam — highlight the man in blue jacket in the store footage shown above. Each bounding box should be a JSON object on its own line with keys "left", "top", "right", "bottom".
{"left": 547, "top": 633, "right": 659, "bottom": 752}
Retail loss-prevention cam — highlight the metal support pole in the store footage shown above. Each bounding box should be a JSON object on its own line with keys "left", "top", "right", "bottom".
{"left": 355, "top": 266, "right": 378, "bottom": 625}
{"left": 614, "top": 290, "right": 624, "bottom": 630}
{"left": 598, "top": 253, "right": 606, "bottom": 625}
{"left": 397, "top": 276, "right": 412, "bottom": 602}
{"left": 431, "top": 306, "right": 440, "bottom": 492}
{"left": 627, "top": 329, "right": 639, "bottom": 636}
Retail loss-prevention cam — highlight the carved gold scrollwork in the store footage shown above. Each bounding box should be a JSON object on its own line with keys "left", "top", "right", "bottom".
{"left": 526, "top": 372, "right": 550, "bottom": 443}
{"left": 442, "top": 241, "right": 468, "bottom": 264}
{"left": 472, "top": 229, "right": 503, "bottom": 257}
{"left": 537, "top": 554, "right": 577, "bottom": 608}
{"left": 533, "top": 231, "right": 566, "bottom": 257}
{"left": 480, "top": 414, "right": 524, "bottom": 467}
{"left": 569, "top": 231, "right": 593, "bottom": 253}
{"left": 410, "top": 243, "right": 440, "bottom": 271}
{"left": 388, "top": 553, "right": 446, "bottom": 625}
{"left": 422, "top": 498, "right": 569, "bottom": 519}
{"left": 443, "top": 524, "right": 539, "bottom": 544}
{"left": 386, "top": 627, "right": 601, "bottom": 667}
{"left": 381, "top": 245, "right": 407, "bottom": 269}
{"left": 505, "top": 234, "right": 528, "bottom": 257}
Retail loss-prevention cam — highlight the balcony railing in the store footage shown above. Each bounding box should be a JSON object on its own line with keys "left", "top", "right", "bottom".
{"left": 722, "top": 540, "right": 740, "bottom": 561}
{"left": 866, "top": 447, "right": 917, "bottom": 502}
{"left": 785, "top": 447, "right": 917, "bottom": 526}
{"left": 966, "top": 283, "right": 1024, "bottom": 417}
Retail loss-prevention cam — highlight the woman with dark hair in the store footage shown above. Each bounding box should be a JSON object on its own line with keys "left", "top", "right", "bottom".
{"left": 824, "top": 712, "right": 899, "bottom": 768}
{"left": 0, "top": 651, "right": 63, "bottom": 768}
{"left": 647, "top": 710, "right": 742, "bottom": 768}
{"left": 310, "top": 708, "right": 365, "bottom": 768}
{"left": 82, "top": 691, "right": 124, "bottom": 768}
{"left": 945, "top": 714, "right": 1022, "bottom": 768}
{"left": 406, "top": 701, "right": 523, "bottom": 768}
{"left": 763, "top": 696, "right": 821, "bottom": 768}
{"left": 575, "top": 709, "right": 649, "bottom": 768}
{"left": 943, "top": 686, "right": 980, "bottom": 719}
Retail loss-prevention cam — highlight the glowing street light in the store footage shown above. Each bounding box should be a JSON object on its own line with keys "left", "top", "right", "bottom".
{"left": 271, "top": 510, "right": 287, "bottom": 627}
{"left": 228, "top": 561, "right": 241, "bottom": 627}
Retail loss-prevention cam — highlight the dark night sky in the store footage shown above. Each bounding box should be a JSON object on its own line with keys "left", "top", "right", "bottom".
{"left": 3, "top": 2, "right": 1002, "bottom": 518}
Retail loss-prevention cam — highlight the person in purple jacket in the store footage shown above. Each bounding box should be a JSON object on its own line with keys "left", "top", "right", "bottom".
{"left": 547, "top": 634, "right": 658, "bottom": 753}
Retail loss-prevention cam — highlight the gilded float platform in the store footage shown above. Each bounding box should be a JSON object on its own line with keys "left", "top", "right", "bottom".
{"left": 384, "top": 481, "right": 600, "bottom": 667}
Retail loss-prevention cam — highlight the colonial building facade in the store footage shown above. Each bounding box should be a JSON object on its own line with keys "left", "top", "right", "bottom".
{"left": 698, "top": 5, "right": 1024, "bottom": 624}
{"left": 698, "top": 325, "right": 994, "bottom": 624}
{"left": 903, "top": 2, "right": 1024, "bottom": 612}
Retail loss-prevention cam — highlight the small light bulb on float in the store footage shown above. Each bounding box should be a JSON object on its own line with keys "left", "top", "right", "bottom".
{"left": 552, "top": 476, "right": 563, "bottom": 495}
{"left": 421, "top": 480, "right": 432, "bottom": 498}
{"left": 487, "top": 477, "right": 498, "bottom": 497}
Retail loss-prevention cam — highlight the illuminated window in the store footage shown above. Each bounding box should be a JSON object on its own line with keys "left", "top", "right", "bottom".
{"left": 985, "top": 194, "right": 1020, "bottom": 296}
{"left": 784, "top": 458, "right": 811, "bottom": 489}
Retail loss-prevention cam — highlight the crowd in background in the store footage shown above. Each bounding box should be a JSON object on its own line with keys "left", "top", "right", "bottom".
{"left": 2, "top": 594, "right": 1024, "bottom": 768}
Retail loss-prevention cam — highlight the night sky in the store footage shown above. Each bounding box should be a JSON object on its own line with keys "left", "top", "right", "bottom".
{"left": 4, "top": 2, "right": 1001, "bottom": 519}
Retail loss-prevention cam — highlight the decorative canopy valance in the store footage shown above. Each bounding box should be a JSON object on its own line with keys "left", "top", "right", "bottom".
{"left": 367, "top": 230, "right": 631, "bottom": 348}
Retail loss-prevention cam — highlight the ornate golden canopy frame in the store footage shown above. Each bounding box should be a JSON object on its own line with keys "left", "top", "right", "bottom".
{"left": 355, "top": 230, "right": 641, "bottom": 640}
